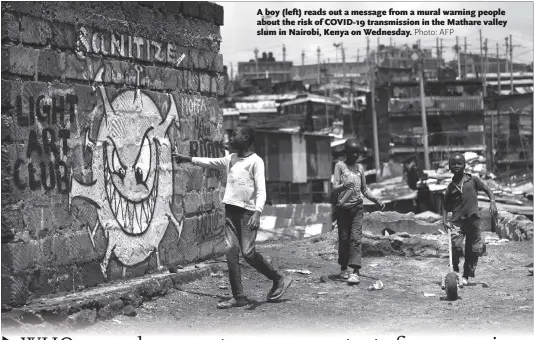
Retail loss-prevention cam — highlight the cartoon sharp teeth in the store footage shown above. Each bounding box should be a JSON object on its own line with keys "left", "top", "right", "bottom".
{"left": 134, "top": 204, "right": 142, "bottom": 232}
{"left": 122, "top": 201, "right": 128, "bottom": 229}
{"left": 117, "top": 199, "right": 123, "bottom": 221}
{"left": 128, "top": 202, "right": 135, "bottom": 229}
{"left": 141, "top": 203, "right": 147, "bottom": 225}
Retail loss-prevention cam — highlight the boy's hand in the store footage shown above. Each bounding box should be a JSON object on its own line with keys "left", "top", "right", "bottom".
{"left": 377, "top": 201, "right": 385, "bottom": 211}
{"left": 490, "top": 201, "right": 498, "bottom": 215}
{"left": 247, "top": 211, "right": 261, "bottom": 231}
{"left": 172, "top": 153, "right": 192, "bottom": 163}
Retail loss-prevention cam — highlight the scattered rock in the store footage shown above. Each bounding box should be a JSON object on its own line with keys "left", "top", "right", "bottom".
{"left": 423, "top": 292, "right": 436, "bottom": 297}
{"left": 98, "top": 300, "right": 124, "bottom": 320}
{"left": 67, "top": 309, "right": 97, "bottom": 327}
{"left": 218, "top": 285, "right": 228, "bottom": 290}
{"left": 317, "top": 292, "right": 327, "bottom": 295}
{"left": 319, "top": 275, "right": 330, "bottom": 283}
{"left": 210, "top": 272, "right": 224, "bottom": 277}
{"left": 122, "top": 305, "right": 137, "bottom": 317}
{"left": 169, "top": 265, "right": 184, "bottom": 273}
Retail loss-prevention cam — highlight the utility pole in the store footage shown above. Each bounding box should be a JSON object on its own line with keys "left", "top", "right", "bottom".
{"left": 316, "top": 46, "right": 321, "bottom": 84}
{"left": 436, "top": 38, "right": 441, "bottom": 79}
{"left": 350, "top": 77, "right": 355, "bottom": 135}
{"left": 483, "top": 39, "right": 488, "bottom": 97}
{"left": 440, "top": 38, "right": 444, "bottom": 70}
{"left": 357, "top": 48, "right": 360, "bottom": 63}
{"left": 510, "top": 35, "right": 514, "bottom": 94}
{"left": 389, "top": 37, "right": 393, "bottom": 68}
{"left": 455, "top": 36, "right": 461, "bottom": 79}
{"left": 282, "top": 44, "right": 287, "bottom": 81}
{"left": 496, "top": 43, "right": 501, "bottom": 93}
{"left": 254, "top": 47, "right": 259, "bottom": 78}
{"left": 505, "top": 37, "right": 509, "bottom": 73}
{"left": 230, "top": 62, "right": 234, "bottom": 81}
{"left": 368, "top": 36, "right": 381, "bottom": 178}
{"left": 478, "top": 29, "right": 486, "bottom": 79}
{"left": 464, "top": 37, "right": 468, "bottom": 77}
{"left": 301, "top": 50, "right": 305, "bottom": 78}
{"left": 341, "top": 44, "right": 346, "bottom": 84}
{"left": 414, "top": 42, "right": 430, "bottom": 170}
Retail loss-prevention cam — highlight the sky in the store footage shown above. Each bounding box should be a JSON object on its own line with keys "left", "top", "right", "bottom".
{"left": 217, "top": 1, "right": 534, "bottom": 74}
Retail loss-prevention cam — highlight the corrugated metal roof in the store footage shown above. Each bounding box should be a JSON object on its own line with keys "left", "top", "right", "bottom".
{"left": 222, "top": 108, "right": 240, "bottom": 116}
{"left": 235, "top": 101, "right": 278, "bottom": 113}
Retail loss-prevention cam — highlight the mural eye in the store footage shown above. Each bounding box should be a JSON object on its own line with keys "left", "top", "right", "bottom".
{"left": 133, "top": 133, "right": 151, "bottom": 186}
{"left": 112, "top": 148, "right": 126, "bottom": 180}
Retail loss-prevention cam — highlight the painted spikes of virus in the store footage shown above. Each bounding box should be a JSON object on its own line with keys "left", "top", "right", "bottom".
{"left": 69, "top": 66, "right": 183, "bottom": 278}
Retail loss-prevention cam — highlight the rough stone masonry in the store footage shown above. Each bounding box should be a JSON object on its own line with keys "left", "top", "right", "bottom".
{"left": 1, "top": 1, "right": 226, "bottom": 307}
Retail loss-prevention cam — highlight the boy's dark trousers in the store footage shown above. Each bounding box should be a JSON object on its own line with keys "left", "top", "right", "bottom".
{"left": 450, "top": 215, "right": 484, "bottom": 279}
{"left": 224, "top": 204, "right": 281, "bottom": 298}
{"left": 336, "top": 204, "right": 364, "bottom": 270}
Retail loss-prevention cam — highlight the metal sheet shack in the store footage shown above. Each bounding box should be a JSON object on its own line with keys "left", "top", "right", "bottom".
{"left": 253, "top": 130, "right": 332, "bottom": 205}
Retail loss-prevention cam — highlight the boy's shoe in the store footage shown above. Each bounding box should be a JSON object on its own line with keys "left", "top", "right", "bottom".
{"left": 267, "top": 275, "right": 293, "bottom": 301}
{"left": 460, "top": 277, "right": 468, "bottom": 287}
{"left": 216, "top": 297, "right": 248, "bottom": 309}
{"left": 347, "top": 273, "right": 360, "bottom": 284}
{"left": 340, "top": 269, "right": 352, "bottom": 280}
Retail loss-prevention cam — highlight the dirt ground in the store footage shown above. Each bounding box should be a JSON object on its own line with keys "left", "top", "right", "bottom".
{"left": 5, "top": 231, "right": 534, "bottom": 334}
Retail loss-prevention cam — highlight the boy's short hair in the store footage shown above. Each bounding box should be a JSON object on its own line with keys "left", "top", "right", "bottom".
{"left": 237, "top": 124, "right": 255, "bottom": 145}
{"left": 344, "top": 138, "right": 361, "bottom": 153}
{"left": 449, "top": 152, "right": 465, "bottom": 163}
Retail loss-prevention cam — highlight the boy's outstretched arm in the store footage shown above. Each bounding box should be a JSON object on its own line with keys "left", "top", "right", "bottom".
{"left": 360, "top": 165, "right": 384, "bottom": 210}
{"left": 173, "top": 152, "right": 230, "bottom": 170}
{"left": 247, "top": 158, "right": 266, "bottom": 231}
{"left": 474, "top": 176, "right": 498, "bottom": 215}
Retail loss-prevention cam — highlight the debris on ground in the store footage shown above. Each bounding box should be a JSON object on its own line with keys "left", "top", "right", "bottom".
{"left": 286, "top": 269, "right": 312, "bottom": 275}
{"left": 317, "top": 292, "right": 328, "bottom": 295}
{"left": 423, "top": 292, "right": 436, "bottom": 297}
{"left": 368, "top": 280, "right": 384, "bottom": 291}
{"left": 210, "top": 272, "right": 224, "bottom": 277}
{"left": 218, "top": 285, "right": 228, "bottom": 290}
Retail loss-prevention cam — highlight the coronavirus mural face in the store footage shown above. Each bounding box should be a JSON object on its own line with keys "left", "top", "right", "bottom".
{"left": 70, "top": 67, "right": 182, "bottom": 277}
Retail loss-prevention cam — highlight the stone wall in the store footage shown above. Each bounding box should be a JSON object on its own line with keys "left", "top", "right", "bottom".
{"left": 1, "top": 1, "right": 226, "bottom": 306}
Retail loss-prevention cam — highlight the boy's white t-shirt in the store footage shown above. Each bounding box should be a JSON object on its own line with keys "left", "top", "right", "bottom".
{"left": 191, "top": 153, "right": 267, "bottom": 213}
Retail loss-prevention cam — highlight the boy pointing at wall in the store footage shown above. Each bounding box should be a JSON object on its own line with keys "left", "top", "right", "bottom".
{"left": 173, "top": 124, "right": 293, "bottom": 309}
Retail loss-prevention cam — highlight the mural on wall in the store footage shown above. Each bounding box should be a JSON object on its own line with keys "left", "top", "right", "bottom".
{"left": 69, "top": 60, "right": 185, "bottom": 277}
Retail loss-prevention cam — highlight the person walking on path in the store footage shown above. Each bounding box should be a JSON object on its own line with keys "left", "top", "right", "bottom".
{"left": 332, "top": 138, "right": 385, "bottom": 284}
{"left": 173, "top": 124, "right": 293, "bottom": 309}
{"left": 441, "top": 152, "right": 497, "bottom": 287}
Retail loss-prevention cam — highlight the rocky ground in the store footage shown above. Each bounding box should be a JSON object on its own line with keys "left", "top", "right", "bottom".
{"left": 4, "top": 228, "right": 533, "bottom": 334}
